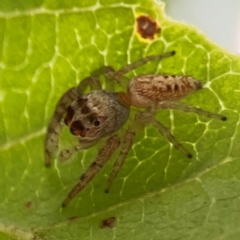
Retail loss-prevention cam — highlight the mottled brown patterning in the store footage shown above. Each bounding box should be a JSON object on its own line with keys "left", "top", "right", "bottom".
{"left": 128, "top": 75, "right": 202, "bottom": 108}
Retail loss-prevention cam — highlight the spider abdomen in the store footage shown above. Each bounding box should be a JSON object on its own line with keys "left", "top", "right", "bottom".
{"left": 128, "top": 74, "right": 202, "bottom": 108}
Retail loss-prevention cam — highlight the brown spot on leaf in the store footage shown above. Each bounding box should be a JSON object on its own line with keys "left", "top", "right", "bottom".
{"left": 67, "top": 216, "right": 78, "bottom": 222}
{"left": 25, "top": 201, "right": 32, "bottom": 209}
{"left": 136, "top": 15, "right": 160, "bottom": 40}
{"left": 100, "top": 216, "right": 116, "bottom": 228}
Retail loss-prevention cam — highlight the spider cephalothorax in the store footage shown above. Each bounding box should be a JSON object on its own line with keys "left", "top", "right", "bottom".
{"left": 44, "top": 51, "right": 226, "bottom": 207}
{"left": 64, "top": 90, "right": 130, "bottom": 140}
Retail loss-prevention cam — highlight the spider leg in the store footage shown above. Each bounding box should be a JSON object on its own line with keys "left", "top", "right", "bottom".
{"left": 114, "top": 51, "right": 175, "bottom": 79}
{"left": 58, "top": 139, "right": 98, "bottom": 162}
{"left": 61, "top": 134, "right": 120, "bottom": 207}
{"left": 136, "top": 112, "right": 192, "bottom": 158}
{"left": 44, "top": 88, "right": 79, "bottom": 167}
{"left": 105, "top": 129, "right": 135, "bottom": 193}
{"left": 46, "top": 66, "right": 123, "bottom": 167}
{"left": 92, "top": 66, "right": 118, "bottom": 91}
{"left": 45, "top": 75, "right": 104, "bottom": 167}
{"left": 77, "top": 66, "right": 116, "bottom": 92}
{"left": 157, "top": 101, "right": 227, "bottom": 121}
{"left": 90, "top": 66, "right": 115, "bottom": 77}
{"left": 76, "top": 76, "right": 102, "bottom": 92}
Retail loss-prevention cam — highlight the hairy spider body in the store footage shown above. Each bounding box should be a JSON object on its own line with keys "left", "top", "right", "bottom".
{"left": 128, "top": 74, "right": 202, "bottom": 108}
{"left": 64, "top": 90, "right": 130, "bottom": 139}
{"left": 44, "top": 51, "right": 226, "bottom": 207}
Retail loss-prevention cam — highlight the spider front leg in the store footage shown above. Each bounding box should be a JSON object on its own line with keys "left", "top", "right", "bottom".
{"left": 105, "top": 129, "right": 136, "bottom": 193}
{"left": 44, "top": 88, "right": 79, "bottom": 167}
{"left": 62, "top": 134, "right": 120, "bottom": 207}
{"left": 58, "top": 139, "right": 98, "bottom": 163}
{"left": 136, "top": 111, "right": 192, "bottom": 158}
{"left": 45, "top": 74, "right": 105, "bottom": 167}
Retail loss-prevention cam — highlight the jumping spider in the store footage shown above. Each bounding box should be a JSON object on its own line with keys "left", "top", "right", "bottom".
{"left": 44, "top": 51, "right": 227, "bottom": 207}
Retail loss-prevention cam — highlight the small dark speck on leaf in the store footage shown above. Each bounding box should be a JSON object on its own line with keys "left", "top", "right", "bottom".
{"left": 136, "top": 15, "right": 160, "bottom": 40}
{"left": 221, "top": 116, "right": 227, "bottom": 121}
{"left": 100, "top": 217, "right": 116, "bottom": 228}
{"left": 67, "top": 216, "right": 78, "bottom": 222}
{"left": 25, "top": 201, "right": 32, "bottom": 209}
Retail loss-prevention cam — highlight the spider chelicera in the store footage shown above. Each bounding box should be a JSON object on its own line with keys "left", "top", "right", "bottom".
{"left": 44, "top": 51, "right": 227, "bottom": 207}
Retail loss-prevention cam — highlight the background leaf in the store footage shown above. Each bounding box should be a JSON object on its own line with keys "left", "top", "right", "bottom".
{"left": 0, "top": 0, "right": 240, "bottom": 239}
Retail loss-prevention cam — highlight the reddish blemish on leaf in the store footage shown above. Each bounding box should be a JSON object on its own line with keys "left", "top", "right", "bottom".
{"left": 100, "top": 216, "right": 116, "bottom": 228}
{"left": 136, "top": 15, "right": 160, "bottom": 40}
{"left": 67, "top": 216, "right": 78, "bottom": 222}
{"left": 25, "top": 201, "right": 32, "bottom": 209}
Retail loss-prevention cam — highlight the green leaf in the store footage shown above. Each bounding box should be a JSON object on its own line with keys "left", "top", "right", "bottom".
{"left": 0, "top": 0, "right": 240, "bottom": 239}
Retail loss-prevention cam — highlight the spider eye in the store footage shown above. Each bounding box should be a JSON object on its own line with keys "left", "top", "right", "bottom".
{"left": 94, "top": 120, "right": 100, "bottom": 126}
